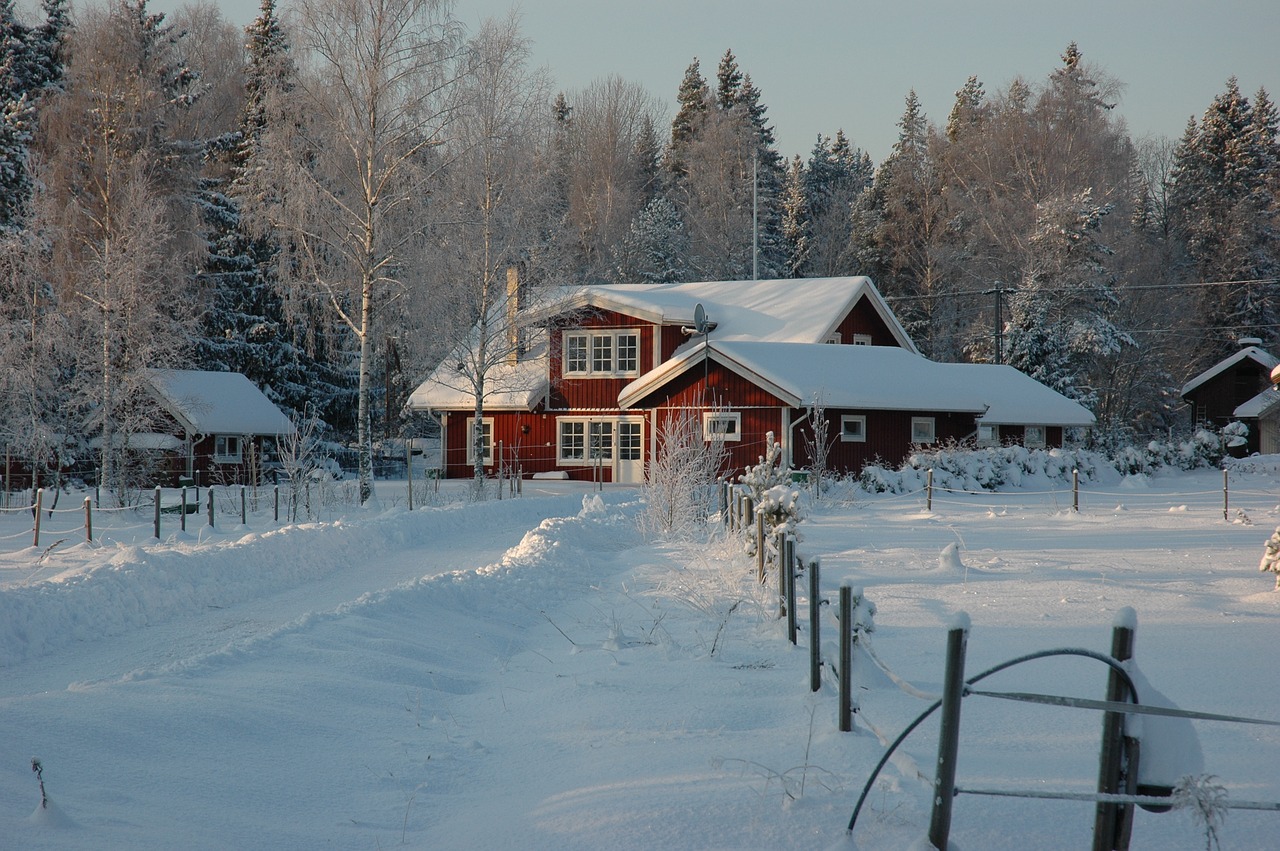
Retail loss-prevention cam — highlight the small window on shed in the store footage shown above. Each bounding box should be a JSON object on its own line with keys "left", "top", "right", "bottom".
{"left": 840, "top": 415, "right": 867, "bottom": 442}
{"left": 213, "top": 435, "right": 242, "bottom": 464}
{"left": 911, "top": 417, "right": 936, "bottom": 445}
{"left": 1024, "top": 425, "right": 1046, "bottom": 448}
{"left": 977, "top": 424, "right": 999, "bottom": 447}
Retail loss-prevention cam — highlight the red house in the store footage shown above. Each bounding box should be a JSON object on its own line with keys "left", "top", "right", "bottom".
{"left": 1180, "top": 340, "right": 1279, "bottom": 455}
{"left": 406, "top": 276, "right": 1096, "bottom": 482}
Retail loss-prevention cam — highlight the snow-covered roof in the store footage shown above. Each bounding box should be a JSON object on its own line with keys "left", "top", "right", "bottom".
{"left": 146, "top": 369, "right": 296, "bottom": 437}
{"left": 1181, "top": 346, "right": 1279, "bottom": 397}
{"left": 406, "top": 342, "right": 550, "bottom": 412}
{"left": 521, "top": 276, "right": 919, "bottom": 352}
{"left": 1235, "top": 387, "right": 1280, "bottom": 419}
{"left": 619, "top": 342, "right": 1096, "bottom": 427}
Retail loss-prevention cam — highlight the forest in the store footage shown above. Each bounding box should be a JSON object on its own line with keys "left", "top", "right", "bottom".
{"left": 1, "top": 0, "right": 1277, "bottom": 498}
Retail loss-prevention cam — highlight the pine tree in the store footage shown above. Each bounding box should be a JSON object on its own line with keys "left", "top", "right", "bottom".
{"left": 612, "top": 194, "right": 691, "bottom": 284}
{"left": 780, "top": 155, "right": 809, "bottom": 278}
{"left": 667, "top": 58, "right": 709, "bottom": 179}
{"left": 945, "top": 75, "right": 986, "bottom": 142}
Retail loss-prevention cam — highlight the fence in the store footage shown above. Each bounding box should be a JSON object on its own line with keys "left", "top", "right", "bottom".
{"left": 718, "top": 477, "right": 1280, "bottom": 849}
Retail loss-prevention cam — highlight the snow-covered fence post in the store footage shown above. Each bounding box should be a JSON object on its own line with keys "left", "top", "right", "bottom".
{"left": 1073, "top": 468, "right": 1080, "bottom": 512}
{"left": 839, "top": 584, "right": 854, "bottom": 732}
{"left": 84, "top": 497, "right": 92, "bottom": 543}
{"left": 755, "top": 508, "right": 766, "bottom": 584}
{"left": 33, "top": 488, "right": 43, "bottom": 547}
{"left": 926, "top": 468, "right": 934, "bottom": 511}
{"left": 1223, "top": 468, "right": 1229, "bottom": 522}
{"left": 808, "top": 557, "right": 822, "bottom": 692}
{"left": 153, "top": 486, "right": 161, "bottom": 539}
{"left": 1093, "top": 609, "right": 1137, "bottom": 851}
{"left": 927, "top": 615, "right": 970, "bottom": 851}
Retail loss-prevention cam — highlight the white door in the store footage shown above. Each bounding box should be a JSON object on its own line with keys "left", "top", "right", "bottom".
{"left": 614, "top": 418, "right": 645, "bottom": 483}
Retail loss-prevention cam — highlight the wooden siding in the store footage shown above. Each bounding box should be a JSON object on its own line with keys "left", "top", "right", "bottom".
{"left": 834, "top": 295, "right": 901, "bottom": 346}
{"left": 626, "top": 361, "right": 791, "bottom": 411}
{"left": 549, "top": 308, "right": 655, "bottom": 411}
{"left": 1183, "top": 359, "right": 1272, "bottom": 453}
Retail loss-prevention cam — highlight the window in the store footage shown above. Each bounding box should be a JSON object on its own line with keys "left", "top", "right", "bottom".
{"left": 465, "top": 417, "right": 493, "bottom": 464}
{"left": 852, "top": 333, "right": 873, "bottom": 346}
{"left": 911, "top": 417, "right": 936, "bottom": 444}
{"left": 840, "top": 415, "right": 867, "bottom": 443}
{"left": 703, "top": 411, "right": 742, "bottom": 441}
{"left": 564, "top": 334, "right": 589, "bottom": 374}
{"left": 1024, "top": 425, "right": 1046, "bottom": 449}
{"left": 558, "top": 419, "right": 615, "bottom": 464}
{"left": 825, "top": 332, "right": 841, "bottom": 344}
{"left": 213, "top": 435, "right": 242, "bottom": 464}
{"left": 618, "top": 421, "right": 642, "bottom": 460}
{"left": 562, "top": 330, "right": 641, "bottom": 377}
{"left": 977, "top": 424, "right": 999, "bottom": 447}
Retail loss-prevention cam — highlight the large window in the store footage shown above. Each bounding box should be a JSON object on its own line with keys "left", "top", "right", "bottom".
{"left": 911, "top": 416, "right": 936, "bottom": 445}
{"left": 558, "top": 419, "right": 615, "bottom": 464}
{"left": 840, "top": 415, "right": 867, "bottom": 442}
{"left": 562, "top": 330, "right": 641, "bottom": 377}
{"left": 465, "top": 417, "right": 493, "bottom": 464}
{"left": 703, "top": 411, "right": 742, "bottom": 442}
{"left": 1024, "top": 425, "right": 1046, "bottom": 449}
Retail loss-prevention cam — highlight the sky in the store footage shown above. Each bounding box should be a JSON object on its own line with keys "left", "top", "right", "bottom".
{"left": 129, "top": 0, "right": 1280, "bottom": 165}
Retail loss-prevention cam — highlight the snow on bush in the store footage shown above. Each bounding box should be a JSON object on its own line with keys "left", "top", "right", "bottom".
{"left": 738, "top": 432, "right": 802, "bottom": 553}
{"left": 1259, "top": 527, "right": 1280, "bottom": 590}
{"left": 856, "top": 430, "right": 1231, "bottom": 494}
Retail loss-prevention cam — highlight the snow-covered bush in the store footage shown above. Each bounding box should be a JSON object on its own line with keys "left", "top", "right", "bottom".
{"left": 738, "top": 431, "right": 803, "bottom": 551}
{"left": 640, "top": 407, "right": 727, "bottom": 539}
{"left": 1259, "top": 527, "right": 1280, "bottom": 590}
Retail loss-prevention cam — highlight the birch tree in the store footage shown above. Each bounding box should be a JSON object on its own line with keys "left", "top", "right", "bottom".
{"left": 265, "top": 0, "right": 464, "bottom": 503}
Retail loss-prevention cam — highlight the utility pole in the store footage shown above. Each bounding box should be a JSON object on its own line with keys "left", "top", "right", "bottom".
{"left": 751, "top": 151, "right": 759, "bottom": 281}
{"left": 982, "top": 282, "right": 1005, "bottom": 364}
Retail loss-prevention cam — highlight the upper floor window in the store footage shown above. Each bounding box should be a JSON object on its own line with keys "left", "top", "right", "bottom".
{"left": 852, "top": 333, "right": 873, "bottom": 346}
{"left": 563, "top": 330, "right": 641, "bottom": 378}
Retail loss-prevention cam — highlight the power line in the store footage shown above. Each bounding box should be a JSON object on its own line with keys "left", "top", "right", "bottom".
{"left": 882, "top": 277, "right": 1280, "bottom": 302}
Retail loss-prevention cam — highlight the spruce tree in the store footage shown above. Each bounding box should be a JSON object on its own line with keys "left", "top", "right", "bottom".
{"left": 667, "top": 58, "right": 709, "bottom": 179}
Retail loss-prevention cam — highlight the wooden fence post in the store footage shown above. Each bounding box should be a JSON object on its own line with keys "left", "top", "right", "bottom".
{"left": 33, "top": 488, "right": 43, "bottom": 547}
{"left": 1093, "top": 611, "right": 1137, "bottom": 851}
{"left": 776, "top": 530, "right": 787, "bottom": 617}
{"left": 180, "top": 487, "right": 188, "bottom": 532}
{"left": 207, "top": 487, "right": 215, "bottom": 528}
{"left": 273, "top": 485, "right": 279, "bottom": 523}
{"left": 755, "top": 509, "right": 766, "bottom": 584}
{"left": 1223, "top": 467, "right": 1229, "bottom": 521}
{"left": 926, "top": 468, "right": 934, "bottom": 511}
{"left": 839, "top": 584, "right": 854, "bottom": 732}
{"left": 785, "top": 537, "right": 798, "bottom": 643}
{"left": 84, "top": 497, "right": 92, "bottom": 543}
{"left": 927, "top": 616, "right": 970, "bottom": 851}
{"left": 240, "top": 485, "right": 247, "bottom": 525}
{"left": 808, "top": 557, "right": 822, "bottom": 692}
{"left": 154, "top": 486, "right": 161, "bottom": 539}
{"left": 1074, "top": 468, "right": 1080, "bottom": 512}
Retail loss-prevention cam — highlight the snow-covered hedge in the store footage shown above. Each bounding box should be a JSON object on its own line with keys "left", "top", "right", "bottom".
{"left": 856, "top": 428, "right": 1231, "bottom": 494}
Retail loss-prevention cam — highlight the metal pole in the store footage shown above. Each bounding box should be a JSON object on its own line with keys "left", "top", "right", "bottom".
{"left": 808, "top": 557, "right": 821, "bottom": 692}
{"left": 839, "top": 585, "right": 854, "bottom": 732}
{"left": 926, "top": 468, "right": 934, "bottom": 511}
{"left": 927, "top": 617, "right": 970, "bottom": 851}
{"left": 406, "top": 441, "right": 413, "bottom": 511}
{"left": 1223, "top": 467, "right": 1229, "bottom": 521}
{"left": 273, "top": 485, "right": 279, "bottom": 523}
{"left": 1074, "top": 468, "right": 1080, "bottom": 512}
{"left": 181, "top": 487, "right": 187, "bottom": 532}
{"left": 776, "top": 530, "right": 787, "bottom": 618}
{"left": 154, "top": 486, "right": 161, "bottom": 539}
{"left": 1093, "top": 614, "right": 1137, "bottom": 851}
{"left": 785, "top": 537, "right": 798, "bottom": 644}
{"left": 755, "top": 509, "right": 765, "bottom": 584}
{"left": 240, "top": 485, "right": 247, "bottom": 525}
{"left": 207, "top": 486, "right": 215, "bottom": 528}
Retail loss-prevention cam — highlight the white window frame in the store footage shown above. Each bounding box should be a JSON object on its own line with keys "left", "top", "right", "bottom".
{"left": 703, "top": 411, "right": 742, "bottom": 442}
{"left": 213, "top": 434, "right": 242, "bottom": 464}
{"left": 561, "top": 329, "right": 641, "bottom": 378}
{"left": 839, "top": 414, "right": 867, "bottom": 443}
{"left": 852, "top": 333, "right": 873, "bottom": 346}
{"left": 977, "top": 424, "right": 999, "bottom": 447}
{"left": 911, "top": 416, "right": 936, "bottom": 445}
{"left": 465, "top": 417, "right": 494, "bottom": 464}
{"left": 825, "top": 332, "right": 841, "bottom": 344}
{"left": 557, "top": 418, "right": 615, "bottom": 465}
{"left": 1024, "top": 425, "right": 1046, "bottom": 449}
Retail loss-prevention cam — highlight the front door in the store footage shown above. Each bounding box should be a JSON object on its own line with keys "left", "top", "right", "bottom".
{"left": 614, "top": 418, "right": 645, "bottom": 483}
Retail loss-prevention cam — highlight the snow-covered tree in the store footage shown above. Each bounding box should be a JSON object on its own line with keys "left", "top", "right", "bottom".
{"left": 1258, "top": 527, "right": 1280, "bottom": 589}
{"left": 612, "top": 194, "right": 691, "bottom": 284}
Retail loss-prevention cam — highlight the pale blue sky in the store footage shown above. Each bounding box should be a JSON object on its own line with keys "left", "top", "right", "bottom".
{"left": 142, "top": 0, "right": 1279, "bottom": 163}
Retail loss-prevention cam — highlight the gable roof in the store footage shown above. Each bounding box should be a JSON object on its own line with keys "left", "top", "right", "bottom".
{"left": 146, "top": 370, "right": 296, "bottom": 437}
{"left": 619, "top": 342, "right": 1096, "bottom": 427}
{"left": 1235, "top": 387, "right": 1280, "bottom": 419}
{"left": 1181, "top": 346, "right": 1280, "bottom": 397}
{"left": 522, "top": 276, "right": 919, "bottom": 352}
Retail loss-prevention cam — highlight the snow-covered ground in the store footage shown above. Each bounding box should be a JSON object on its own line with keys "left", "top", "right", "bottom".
{"left": 1, "top": 467, "right": 1278, "bottom": 849}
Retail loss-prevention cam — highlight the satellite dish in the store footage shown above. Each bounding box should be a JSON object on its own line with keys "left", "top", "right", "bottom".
{"left": 694, "top": 303, "right": 708, "bottom": 335}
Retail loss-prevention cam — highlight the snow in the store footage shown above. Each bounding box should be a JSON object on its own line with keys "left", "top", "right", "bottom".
{"left": 145, "top": 369, "right": 296, "bottom": 436}
{"left": 1, "top": 468, "right": 1278, "bottom": 850}
{"left": 1179, "top": 345, "right": 1279, "bottom": 397}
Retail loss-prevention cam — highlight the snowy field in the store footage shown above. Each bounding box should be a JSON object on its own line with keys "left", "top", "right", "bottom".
{"left": 1, "top": 466, "right": 1278, "bottom": 850}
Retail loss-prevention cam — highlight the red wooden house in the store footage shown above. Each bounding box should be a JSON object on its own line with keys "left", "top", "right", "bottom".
{"left": 1180, "top": 341, "right": 1279, "bottom": 456}
{"left": 406, "top": 276, "right": 1096, "bottom": 482}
